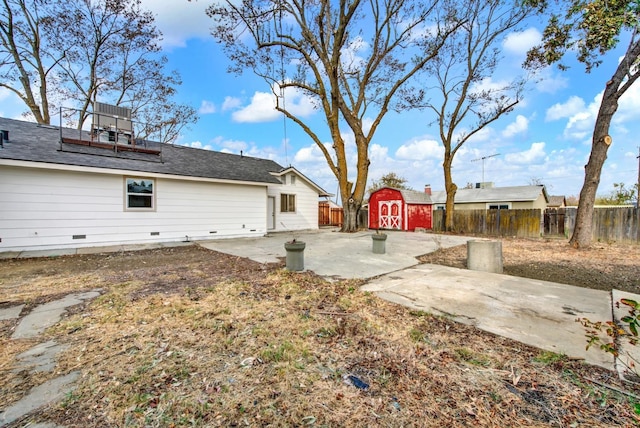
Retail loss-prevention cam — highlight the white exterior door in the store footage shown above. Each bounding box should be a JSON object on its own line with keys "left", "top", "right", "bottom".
{"left": 379, "top": 201, "right": 401, "bottom": 229}
{"left": 267, "top": 196, "right": 276, "bottom": 230}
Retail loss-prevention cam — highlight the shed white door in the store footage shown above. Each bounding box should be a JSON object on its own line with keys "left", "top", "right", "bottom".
{"left": 379, "top": 201, "right": 401, "bottom": 229}
{"left": 268, "top": 196, "right": 276, "bottom": 230}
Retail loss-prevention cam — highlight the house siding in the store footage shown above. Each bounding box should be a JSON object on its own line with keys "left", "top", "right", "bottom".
{"left": 0, "top": 166, "right": 267, "bottom": 252}
{"left": 267, "top": 173, "right": 319, "bottom": 232}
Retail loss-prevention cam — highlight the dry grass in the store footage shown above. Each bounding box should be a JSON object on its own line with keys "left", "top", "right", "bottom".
{"left": 1, "top": 245, "right": 639, "bottom": 427}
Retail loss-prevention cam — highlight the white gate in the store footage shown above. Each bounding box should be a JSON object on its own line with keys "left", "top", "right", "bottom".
{"left": 379, "top": 200, "right": 402, "bottom": 229}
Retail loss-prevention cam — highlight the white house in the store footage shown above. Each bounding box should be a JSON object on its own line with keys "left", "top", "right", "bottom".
{"left": 0, "top": 116, "right": 329, "bottom": 253}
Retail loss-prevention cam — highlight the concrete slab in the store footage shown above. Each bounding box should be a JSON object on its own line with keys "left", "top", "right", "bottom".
{"left": 0, "top": 240, "right": 193, "bottom": 260}
{"left": 0, "top": 371, "right": 79, "bottom": 426}
{"left": 11, "top": 290, "right": 101, "bottom": 339}
{"left": 13, "top": 340, "right": 69, "bottom": 373}
{"left": 16, "top": 248, "right": 77, "bottom": 259}
{"left": 0, "top": 251, "right": 21, "bottom": 260}
{"left": 198, "top": 230, "right": 470, "bottom": 279}
{"left": 611, "top": 289, "right": 640, "bottom": 382}
{"left": 0, "top": 304, "right": 24, "bottom": 321}
{"left": 362, "top": 264, "right": 614, "bottom": 370}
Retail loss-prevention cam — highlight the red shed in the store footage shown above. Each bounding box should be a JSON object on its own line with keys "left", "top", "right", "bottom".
{"left": 368, "top": 187, "right": 433, "bottom": 231}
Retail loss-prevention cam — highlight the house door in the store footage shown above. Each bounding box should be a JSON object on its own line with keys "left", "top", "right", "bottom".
{"left": 268, "top": 196, "right": 276, "bottom": 230}
{"left": 379, "top": 201, "right": 401, "bottom": 229}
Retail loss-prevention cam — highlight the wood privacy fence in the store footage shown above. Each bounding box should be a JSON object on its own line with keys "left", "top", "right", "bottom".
{"left": 432, "top": 209, "right": 542, "bottom": 238}
{"left": 564, "top": 207, "right": 639, "bottom": 243}
{"left": 318, "top": 203, "right": 344, "bottom": 227}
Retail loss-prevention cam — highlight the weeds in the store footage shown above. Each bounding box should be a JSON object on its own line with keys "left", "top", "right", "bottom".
{"left": 579, "top": 298, "right": 640, "bottom": 378}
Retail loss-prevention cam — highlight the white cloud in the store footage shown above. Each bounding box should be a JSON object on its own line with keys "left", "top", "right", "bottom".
{"left": 557, "top": 82, "right": 640, "bottom": 141}
{"left": 210, "top": 136, "right": 248, "bottom": 152}
{"left": 184, "top": 141, "right": 213, "bottom": 151}
{"left": 222, "top": 96, "right": 242, "bottom": 111}
{"left": 232, "top": 85, "right": 316, "bottom": 123}
{"left": 294, "top": 143, "right": 330, "bottom": 163}
{"left": 232, "top": 91, "right": 277, "bottom": 122}
{"left": 502, "top": 115, "right": 528, "bottom": 138}
{"left": 614, "top": 80, "right": 640, "bottom": 124}
{"left": 369, "top": 143, "right": 389, "bottom": 162}
{"left": 545, "top": 96, "right": 585, "bottom": 121}
{"left": 503, "top": 28, "right": 541, "bottom": 57}
{"left": 532, "top": 67, "right": 569, "bottom": 94}
{"left": 464, "top": 127, "right": 494, "bottom": 144}
{"left": 505, "top": 142, "right": 546, "bottom": 164}
{"left": 198, "top": 100, "right": 216, "bottom": 114}
{"left": 341, "top": 36, "right": 369, "bottom": 73}
{"left": 140, "top": 0, "right": 211, "bottom": 49}
{"left": 395, "top": 138, "right": 443, "bottom": 161}
{"left": 562, "top": 92, "right": 600, "bottom": 140}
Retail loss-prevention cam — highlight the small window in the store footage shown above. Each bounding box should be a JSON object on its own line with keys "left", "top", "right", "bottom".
{"left": 126, "top": 177, "right": 155, "bottom": 210}
{"left": 290, "top": 174, "right": 296, "bottom": 185}
{"left": 281, "top": 194, "right": 296, "bottom": 212}
{"left": 488, "top": 204, "right": 510, "bottom": 210}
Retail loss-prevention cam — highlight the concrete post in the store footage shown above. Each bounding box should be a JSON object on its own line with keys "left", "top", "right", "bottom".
{"left": 467, "top": 239, "right": 503, "bottom": 274}
{"left": 372, "top": 233, "right": 387, "bottom": 254}
{"left": 284, "top": 241, "right": 305, "bottom": 271}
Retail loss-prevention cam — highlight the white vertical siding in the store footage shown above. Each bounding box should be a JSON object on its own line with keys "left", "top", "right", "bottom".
{"left": 267, "top": 172, "right": 319, "bottom": 232}
{"left": 0, "top": 166, "right": 268, "bottom": 252}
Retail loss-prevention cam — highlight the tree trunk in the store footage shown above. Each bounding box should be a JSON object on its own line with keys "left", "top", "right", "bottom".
{"left": 341, "top": 199, "right": 360, "bottom": 232}
{"left": 443, "top": 155, "right": 457, "bottom": 231}
{"left": 569, "top": 87, "right": 616, "bottom": 248}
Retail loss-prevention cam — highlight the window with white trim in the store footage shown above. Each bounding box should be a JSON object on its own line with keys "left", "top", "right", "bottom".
{"left": 488, "top": 203, "right": 510, "bottom": 210}
{"left": 281, "top": 194, "right": 296, "bottom": 212}
{"left": 125, "top": 177, "right": 155, "bottom": 210}
{"left": 290, "top": 174, "right": 296, "bottom": 185}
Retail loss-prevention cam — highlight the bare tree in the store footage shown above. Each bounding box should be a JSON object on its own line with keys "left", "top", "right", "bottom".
{"left": 0, "top": 0, "right": 62, "bottom": 123}
{"left": 0, "top": 0, "right": 197, "bottom": 142}
{"left": 207, "top": 0, "right": 460, "bottom": 232}
{"left": 526, "top": 0, "right": 640, "bottom": 248}
{"left": 424, "top": 0, "right": 539, "bottom": 231}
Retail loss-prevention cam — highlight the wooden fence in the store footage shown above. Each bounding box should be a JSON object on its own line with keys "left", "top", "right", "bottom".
{"left": 432, "top": 209, "right": 542, "bottom": 238}
{"left": 564, "top": 207, "right": 639, "bottom": 243}
{"left": 318, "top": 203, "right": 344, "bottom": 227}
{"left": 544, "top": 208, "right": 565, "bottom": 236}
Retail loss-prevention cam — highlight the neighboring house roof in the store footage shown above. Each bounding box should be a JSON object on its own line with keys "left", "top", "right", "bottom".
{"left": 0, "top": 117, "right": 284, "bottom": 185}
{"left": 276, "top": 166, "right": 331, "bottom": 197}
{"left": 430, "top": 185, "right": 549, "bottom": 204}
{"left": 548, "top": 195, "right": 566, "bottom": 207}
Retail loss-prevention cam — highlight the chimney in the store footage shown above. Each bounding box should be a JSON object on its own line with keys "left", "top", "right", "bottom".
{"left": 424, "top": 184, "right": 432, "bottom": 195}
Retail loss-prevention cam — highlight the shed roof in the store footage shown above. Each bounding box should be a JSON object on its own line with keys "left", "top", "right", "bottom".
{"left": 430, "top": 185, "right": 549, "bottom": 204}
{"left": 0, "top": 117, "right": 285, "bottom": 185}
{"left": 399, "top": 188, "right": 432, "bottom": 204}
{"left": 372, "top": 187, "right": 432, "bottom": 204}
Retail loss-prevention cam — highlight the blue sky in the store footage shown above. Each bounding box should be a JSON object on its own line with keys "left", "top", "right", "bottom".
{"left": 2, "top": 1, "right": 639, "bottom": 201}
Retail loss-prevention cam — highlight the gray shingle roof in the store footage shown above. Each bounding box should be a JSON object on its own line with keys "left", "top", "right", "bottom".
{"left": 430, "top": 185, "right": 548, "bottom": 204}
{"left": 397, "top": 188, "right": 432, "bottom": 204}
{"left": 0, "top": 117, "right": 284, "bottom": 185}
{"left": 548, "top": 195, "right": 566, "bottom": 207}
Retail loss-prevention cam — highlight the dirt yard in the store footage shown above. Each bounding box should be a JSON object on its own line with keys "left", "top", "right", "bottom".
{"left": 1, "top": 237, "right": 639, "bottom": 427}
{"left": 420, "top": 237, "right": 640, "bottom": 293}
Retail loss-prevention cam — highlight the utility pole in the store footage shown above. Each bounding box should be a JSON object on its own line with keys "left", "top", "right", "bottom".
{"left": 637, "top": 147, "right": 639, "bottom": 208}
